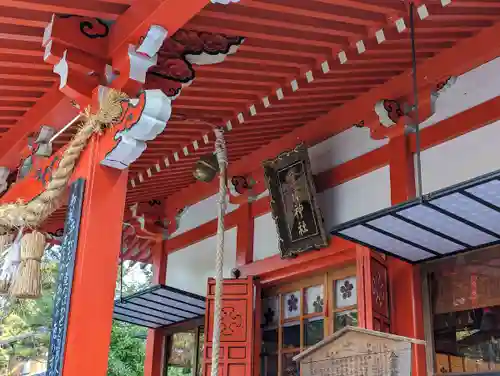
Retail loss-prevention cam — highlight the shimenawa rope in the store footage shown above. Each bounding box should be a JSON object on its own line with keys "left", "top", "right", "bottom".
{"left": 210, "top": 128, "right": 228, "bottom": 376}
{"left": 0, "top": 90, "right": 128, "bottom": 233}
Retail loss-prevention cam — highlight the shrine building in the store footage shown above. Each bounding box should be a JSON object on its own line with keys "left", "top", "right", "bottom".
{"left": 1, "top": 0, "right": 500, "bottom": 375}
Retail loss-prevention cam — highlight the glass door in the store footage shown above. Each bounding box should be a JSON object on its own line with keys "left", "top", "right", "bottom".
{"left": 424, "top": 245, "right": 500, "bottom": 374}
{"left": 260, "top": 265, "right": 357, "bottom": 376}
{"left": 165, "top": 327, "right": 204, "bottom": 376}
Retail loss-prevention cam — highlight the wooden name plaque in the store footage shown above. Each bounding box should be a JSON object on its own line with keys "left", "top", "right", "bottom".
{"left": 293, "top": 327, "right": 425, "bottom": 376}
{"left": 262, "top": 143, "right": 328, "bottom": 258}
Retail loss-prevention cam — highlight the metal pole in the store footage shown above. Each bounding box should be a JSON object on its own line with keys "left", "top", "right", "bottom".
{"left": 410, "top": 1, "right": 424, "bottom": 199}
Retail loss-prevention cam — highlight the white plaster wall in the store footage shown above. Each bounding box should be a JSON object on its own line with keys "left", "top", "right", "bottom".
{"left": 419, "top": 120, "right": 500, "bottom": 194}
{"left": 170, "top": 194, "right": 239, "bottom": 237}
{"left": 253, "top": 212, "right": 280, "bottom": 261}
{"left": 170, "top": 58, "right": 500, "bottom": 240}
{"left": 172, "top": 57, "right": 500, "bottom": 239}
{"left": 166, "top": 227, "right": 237, "bottom": 296}
{"left": 305, "top": 57, "right": 500, "bottom": 176}
{"left": 308, "top": 126, "right": 387, "bottom": 174}
{"left": 319, "top": 166, "right": 391, "bottom": 230}
{"left": 421, "top": 57, "right": 500, "bottom": 130}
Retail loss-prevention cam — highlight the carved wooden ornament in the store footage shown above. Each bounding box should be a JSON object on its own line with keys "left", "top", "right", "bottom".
{"left": 374, "top": 99, "right": 405, "bottom": 128}
{"left": 41, "top": 15, "right": 245, "bottom": 170}
{"left": 227, "top": 175, "right": 262, "bottom": 204}
{"left": 146, "top": 30, "right": 245, "bottom": 99}
{"left": 100, "top": 87, "right": 172, "bottom": 169}
{"left": 18, "top": 125, "right": 56, "bottom": 180}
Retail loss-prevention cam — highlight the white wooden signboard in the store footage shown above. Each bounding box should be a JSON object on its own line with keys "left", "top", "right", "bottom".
{"left": 293, "top": 326, "right": 425, "bottom": 376}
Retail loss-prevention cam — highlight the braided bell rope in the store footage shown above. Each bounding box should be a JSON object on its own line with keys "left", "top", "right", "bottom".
{"left": 0, "top": 89, "right": 128, "bottom": 233}
{"left": 210, "top": 128, "right": 228, "bottom": 376}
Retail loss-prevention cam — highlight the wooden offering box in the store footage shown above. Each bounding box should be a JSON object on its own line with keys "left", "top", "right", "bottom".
{"left": 293, "top": 326, "right": 425, "bottom": 376}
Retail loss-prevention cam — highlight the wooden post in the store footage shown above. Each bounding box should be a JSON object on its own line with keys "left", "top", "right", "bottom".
{"left": 356, "top": 246, "right": 390, "bottom": 333}
{"left": 387, "top": 134, "right": 426, "bottom": 376}
{"left": 235, "top": 202, "right": 254, "bottom": 268}
{"left": 61, "top": 136, "right": 128, "bottom": 376}
{"left": 356, "top": 246, "right": 373, "bottom": 330}
{"left": 144, "top": 238, "right": 167, "bottom": 376}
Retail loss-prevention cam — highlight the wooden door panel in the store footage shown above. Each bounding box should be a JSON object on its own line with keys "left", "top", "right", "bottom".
{"left": 357, "top": 248, "right": 391, "bottom": 331}
{"left": 203, "top": 276, "right": 257, "bottom": 376}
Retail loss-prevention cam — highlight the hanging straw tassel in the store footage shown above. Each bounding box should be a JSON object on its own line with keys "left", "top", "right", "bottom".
{"left": 0, "top": 233, "right": 13, "bottom": 252}
{"left": 10, "top": 231, "right": 46, "bottom": 299}
{"left": 0, "top": 230, "right": 21, "bottom": 294}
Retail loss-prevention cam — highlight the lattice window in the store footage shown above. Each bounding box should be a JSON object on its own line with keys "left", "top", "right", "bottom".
{"left": 261, "top": 265, "right": 357, "bottom": 376}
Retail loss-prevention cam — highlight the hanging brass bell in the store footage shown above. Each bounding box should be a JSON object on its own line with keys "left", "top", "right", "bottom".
{"left": 193, "top": 153, "right": 219, "bottom": 183}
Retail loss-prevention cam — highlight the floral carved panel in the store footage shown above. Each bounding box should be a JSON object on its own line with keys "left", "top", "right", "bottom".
{"left": 204, "top": 278, "right": 256, "bottom": 376}
{"left": 207, "top": 299, "right": 248, "bottom": 343}
{"left": 371, "top": 259, "right": 389, "bottom": 319}
{"left": 284, "top": 290, "right": 301, "bottom": 319}
{"left": 335, "top": 277, "right": 357, "bottom": 308}
{"left": 221, "top": 307, "right": 244, "bottom": 336}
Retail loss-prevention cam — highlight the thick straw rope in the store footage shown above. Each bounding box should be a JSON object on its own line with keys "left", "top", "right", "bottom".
{"left": 0, "top": 90, "right": 128, "bottom": 233}
{"left": 210, "top": 128, "right": 228, "bottom": 376}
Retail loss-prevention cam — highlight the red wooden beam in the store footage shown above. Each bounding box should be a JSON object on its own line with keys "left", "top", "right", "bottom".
{"left": 0, "top": 86, "right": 77, "bottom": 170}
{"left": 227, "top": 21, "right": 500, "bottom": 173}
{"left": 166, "top": 21, "right": 500, "bottom": 211}
{"left": 0, "top": 0, "right": 207, "bottom": 172}
{"left": 314, "top": 147, "right": 390, "bottom": 192}
{"left": 238, "top": 239, "right": 355, "bottom": 285}
{"left": 162, "top": 95, "right": 500, "bottom": 254}
{"left": 4, "top": 0, "right": 127, "bottom": 20}
{"left": 165, "top": 214, "right": 238, "bottom": 254}
{"left": 411, "top": 95, "right": 500, "bottom": 152}
{"left": 107, "top": 0, "right": 210, "bottom": 58}
{"left": 235, "top": 203, "right": 254, "bottom": 267}
{"left": 144, "top": 240, "right": 166, "bottom": 376}
{"left": 163, "top": 148, "right": 390, "bottom": 254}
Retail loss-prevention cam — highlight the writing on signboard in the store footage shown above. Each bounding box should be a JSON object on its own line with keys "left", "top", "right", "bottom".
{"left": 278, "top": 160, "right": 319, "bottom": 242}
{"left": 294, "top": 327, "right": 421, "bottom": 376}
{"left": 46, "top": 178, "right": 85, "bottom": 376}
{"left": 263, "top": 144, "right": 328, "bottom": 258}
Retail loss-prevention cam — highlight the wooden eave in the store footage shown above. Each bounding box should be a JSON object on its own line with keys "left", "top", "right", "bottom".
{"left": 1, "top": 0, "right": 500, "bottom": 244}
{"left": 124, "top": 0, "right": 500, "bottom": 206}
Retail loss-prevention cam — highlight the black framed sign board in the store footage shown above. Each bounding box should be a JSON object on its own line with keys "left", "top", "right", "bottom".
{"left": 46, "top": 178, "right": 85, "bottom": 376}
{"left": 263, "top": 144, "right": 329, "bottom": 258}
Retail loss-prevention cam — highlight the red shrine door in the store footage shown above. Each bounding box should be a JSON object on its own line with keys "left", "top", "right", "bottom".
{"left": 203, "top": 276, "right": 260, "bottom": 376}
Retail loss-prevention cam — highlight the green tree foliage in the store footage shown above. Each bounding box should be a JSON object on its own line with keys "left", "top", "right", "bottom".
{"left": 0, "top": 252, "right": 154, "bottom": 376}
{"left": 0, "top": 262, "right": 56, "bottom": 373}
{"left": 107, "top": 261, "right": 152, "bottom": 376}
{"left": 107, "top": 322, "right": 147, "bottom": 376}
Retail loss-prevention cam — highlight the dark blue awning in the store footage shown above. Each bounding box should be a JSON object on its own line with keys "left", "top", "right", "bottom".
{"left": 330, "top": 169, "right": 500, "bottom": 264}
{"left": 113, "top": 285, "right": 205, "bottom": 329}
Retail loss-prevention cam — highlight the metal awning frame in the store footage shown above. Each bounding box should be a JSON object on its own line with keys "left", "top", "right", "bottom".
{"left": 330, "top": 169, "right": 500, "bottom": 264}
{"left": 113, "top": 284, "right": 206, "bottom": 329}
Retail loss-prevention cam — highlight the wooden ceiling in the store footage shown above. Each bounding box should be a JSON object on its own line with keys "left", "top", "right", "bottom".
{"left": 1, "top": 0, "right": 500, "bottom": 207}
{"left": 123, "top": 0, "right": 500, "bottom": 204}
{"left": 0, "top": 0, "right": 131, "bottom": 134}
